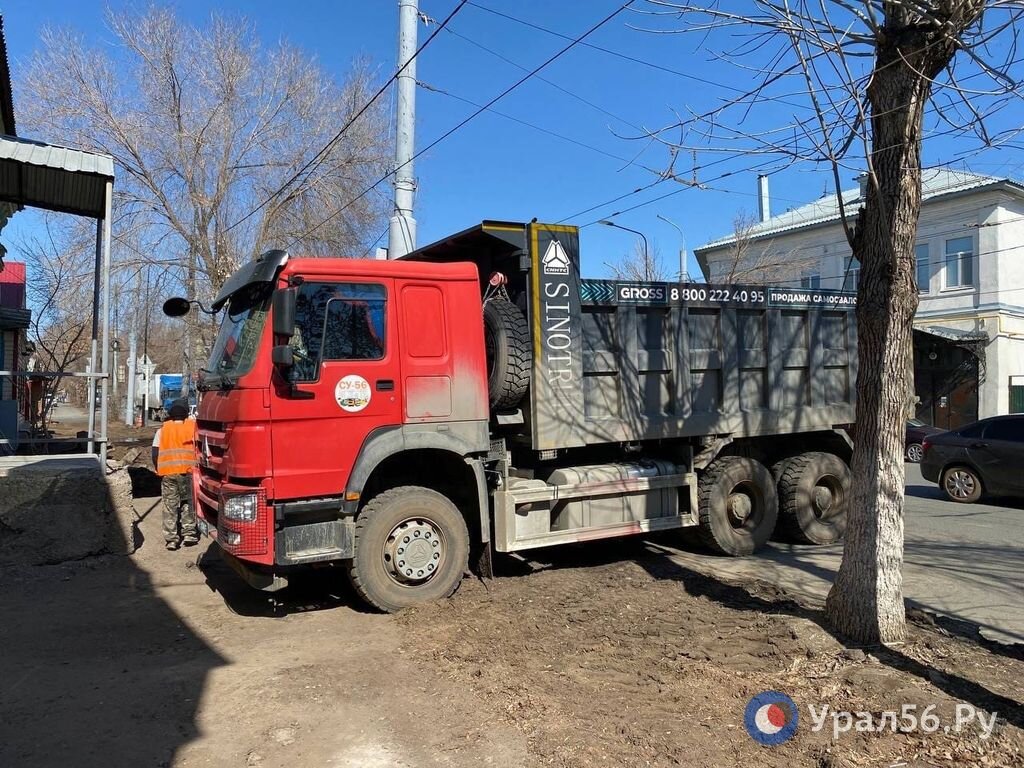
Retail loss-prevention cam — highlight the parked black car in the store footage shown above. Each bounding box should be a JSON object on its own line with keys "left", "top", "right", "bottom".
{"left": 905, "top": 418, "right": 944, "bottom": 463}
{"left": 920, "top": 415, "right": 1024, "bottom": 503}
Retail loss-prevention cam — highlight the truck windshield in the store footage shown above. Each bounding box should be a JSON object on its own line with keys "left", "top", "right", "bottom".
{"left": 205, "top": 282, "right": 272, "bottom": 383}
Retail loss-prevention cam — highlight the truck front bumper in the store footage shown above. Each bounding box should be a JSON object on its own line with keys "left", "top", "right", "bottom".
{"left": 219, "top": 548, "right": 289, "bottom": 593}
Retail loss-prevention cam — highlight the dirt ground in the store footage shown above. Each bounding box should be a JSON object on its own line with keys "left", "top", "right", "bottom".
{"left": 402, "top": 544, "right": 1024, "bottom": 766}
{"left": 1, "top": 480, "right": 1021, "bottom": 767}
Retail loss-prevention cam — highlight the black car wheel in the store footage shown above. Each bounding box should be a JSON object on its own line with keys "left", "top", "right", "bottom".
{"left": 941, "top": 466, "right": 983, "bottom": 504}
{"left": 906, "top": 443, "right": 924, "bottom": 463}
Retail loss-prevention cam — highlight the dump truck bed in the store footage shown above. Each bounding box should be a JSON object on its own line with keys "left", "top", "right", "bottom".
{"left": 407, "top": 221, "right": 858, "bottom": 452}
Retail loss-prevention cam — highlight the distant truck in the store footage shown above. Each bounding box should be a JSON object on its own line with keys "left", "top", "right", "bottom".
{"left": 139, "top": 373, "right": 196, "bottom": 421}
{"left": 165, "top": 221, "right": 858, "bottom": 612}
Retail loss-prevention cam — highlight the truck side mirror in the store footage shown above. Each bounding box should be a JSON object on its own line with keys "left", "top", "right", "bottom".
{"left": 163, "top": 297, "right": 191, "bottom": 318}
{"left": 272, "top": 288, "right": 297, "bottom": 337}
{"left": 271, "top": 345, "right": 294, "bottom": 369}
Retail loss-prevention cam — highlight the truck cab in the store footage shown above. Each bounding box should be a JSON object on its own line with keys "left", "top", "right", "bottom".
{"left": 185, "top": 249, "right": 490, "bottom": 609}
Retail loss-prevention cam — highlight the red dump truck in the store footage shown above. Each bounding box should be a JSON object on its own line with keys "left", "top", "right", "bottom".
{"left": 165, "top": 221, "right": 858, "bottom": 611}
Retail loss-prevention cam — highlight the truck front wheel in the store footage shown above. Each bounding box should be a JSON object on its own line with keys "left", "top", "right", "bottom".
{"left": 697, "top": 457, "right": 778, "bottom": 556}
{"left": 348, "top": 486, "right": 470, "bottom": 612}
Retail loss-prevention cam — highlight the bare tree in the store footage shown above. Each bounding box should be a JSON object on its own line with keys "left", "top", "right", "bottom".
{"left": 635, "top": 1, "right": 1021, "bottom": 643}
{"left": 719, "top": 213, "right": 821, "bottom": 285}
{"left": 606, "top": 238, "right": 670, "bottom": 281}
{"left": 21, "top": 6, "right": 392, "bottom": 371}
{"left": 18, "top": 217, "right": 96, "bottom": 431}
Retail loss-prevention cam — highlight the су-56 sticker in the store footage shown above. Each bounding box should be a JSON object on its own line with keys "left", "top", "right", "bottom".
{"left": 335, "top": 374, "right": 371, "bottom": 412}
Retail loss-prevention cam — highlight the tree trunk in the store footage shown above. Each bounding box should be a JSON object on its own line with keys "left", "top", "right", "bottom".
{"left": 825, "top": 32, "right": 937, "bottom": 645}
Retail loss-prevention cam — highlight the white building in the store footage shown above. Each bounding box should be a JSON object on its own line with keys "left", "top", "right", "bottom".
{"left": 694, "top": 169, "right": 1024, "bottom": 426}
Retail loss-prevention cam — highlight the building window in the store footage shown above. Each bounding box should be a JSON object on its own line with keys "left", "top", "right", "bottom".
{"left": 944, "top": 236, "right": 974, "bottom": 289}
{"left": 916, "top": 243, "right": 930, "bottom": 294}
{"left": 844, "top": 256, "right": 860, "bottom": 291}
{"left": 800, "top": 273, "right": 821, "bottom": 290}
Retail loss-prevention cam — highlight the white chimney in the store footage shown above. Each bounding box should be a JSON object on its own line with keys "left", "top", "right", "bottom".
{"left": 857, "top": 173, "right": 869, "bottom": 199}
{"left": 758, "top": 174, "right": 770, "bottom": 223}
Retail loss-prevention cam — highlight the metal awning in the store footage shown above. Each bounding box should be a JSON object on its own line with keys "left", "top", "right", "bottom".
{"left": 916, "top": 325, "right": 988, "bottom": 343}
{"left": 0, "top": 135, "right": 114, "bottom": 217}
{"left": 0, "top": 305, "right": 29, "bottom": 329}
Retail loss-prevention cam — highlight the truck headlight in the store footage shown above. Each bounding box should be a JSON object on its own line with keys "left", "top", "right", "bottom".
{"left": 222, "top": 493, "right": 258, "bottom": 522}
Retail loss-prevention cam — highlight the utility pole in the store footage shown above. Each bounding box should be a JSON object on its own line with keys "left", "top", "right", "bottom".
{"left": 125, "top": 268, "right": 139, "bottom": 425}
{"left": 656, "top": 214, "right": 690, "bottom": 282}
{"left": 142, "top": 266, "right": 151, "bottom": 427}
{"left": 388, "top": 0, "right": 418, "bottom": 259}
{"left": 111, "top": 338, "right": 120, "bottom": 407}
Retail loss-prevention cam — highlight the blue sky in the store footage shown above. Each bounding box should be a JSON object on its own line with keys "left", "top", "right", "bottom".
{"left": 3, "top": 0, "right": 1022, "bottom": 280}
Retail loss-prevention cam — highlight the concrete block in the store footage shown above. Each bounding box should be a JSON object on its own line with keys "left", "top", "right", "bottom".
{"left": 0, "top": 455, "right": 138, "bottom": 566}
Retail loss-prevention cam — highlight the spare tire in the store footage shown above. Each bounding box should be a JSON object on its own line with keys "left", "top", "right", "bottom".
{"left": 483, "top": 298, "right": 531, "bottom": 410}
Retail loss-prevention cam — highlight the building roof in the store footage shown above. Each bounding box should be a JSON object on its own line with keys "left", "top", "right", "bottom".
{"left": 915, "top": 325, "right": 988, "bottom": 343}
{"left": 695, "top": 169, "right": 1024, "bottom": 260}
{"left": 0, "top": 135, "right": 114, "bottom": 218}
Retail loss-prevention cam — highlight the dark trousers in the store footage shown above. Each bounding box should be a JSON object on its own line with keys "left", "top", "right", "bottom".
{"left": 161, "top": 474, "right": 197, "bottom": 543}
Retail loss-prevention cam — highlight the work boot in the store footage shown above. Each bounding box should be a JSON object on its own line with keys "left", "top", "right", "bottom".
{"left": 165, "top": 540, "right": 180, "bottom": 551}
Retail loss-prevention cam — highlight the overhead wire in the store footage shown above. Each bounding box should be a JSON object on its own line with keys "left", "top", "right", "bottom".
{"left": 438, "top": 23, "right": 645, "bottom": 133}
{"left": 465, "top": 0, "right": 813, "bottom": 110}
{"left": 417, "top": 82, "right": 636, "bottom": 163}
{"left": 225, "top": 0, "right": 471, "bottom": 234}
{"left": 284, "top": 0, "right": 639, "bottom": 249}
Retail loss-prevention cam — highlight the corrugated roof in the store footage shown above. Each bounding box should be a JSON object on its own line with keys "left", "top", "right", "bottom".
{"left": 0, "top": 135, "right": 114, "bottom": 218}
{"left": 915, "top": 325, "right": 988, "bottom": 343}
{"left": 0, "top": 305, "right": 30, "bottom": 329}
{"left": 696, "top": 168, "right": 1024, "bottom": 253}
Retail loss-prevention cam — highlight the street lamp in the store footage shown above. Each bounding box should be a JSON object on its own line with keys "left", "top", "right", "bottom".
{"left": 598, "top": 219, "right": 652, "bottom": 281}
{"left": 656, "top": 214, "right": 690, "bottom": 282}
{"left": 111, "top": 338, "right": 121, "bottom": 405}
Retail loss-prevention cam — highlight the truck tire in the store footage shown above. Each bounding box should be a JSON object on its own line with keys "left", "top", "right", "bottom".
{"left": 776, "top": 452, "right": 850, "bottom": 544}
{"left": 348, "top": 486, "right": 470, "bottom": 612}
{"left": 697, "top": 457, "right": 778, "bottom": 556}
{"left": 483, "top": 298, "right": 531, "bottom": 410}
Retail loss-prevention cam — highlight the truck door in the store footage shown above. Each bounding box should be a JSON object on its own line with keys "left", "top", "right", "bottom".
{"left": 270, "top": 278, "right": 402, "bottom": 500}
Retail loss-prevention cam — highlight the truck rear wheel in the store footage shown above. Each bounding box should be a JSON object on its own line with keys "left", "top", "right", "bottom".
{"left": 348, "top": 486, "right": 470, "bottom": 612}
{"left": 697, "top": 457, "right": 778, "bottom": 556}
{"left": 483, "top": 298, "right": 531, "bottom": 410}
{"left": 775, "top": 452, "right": 850, "bottom": 544}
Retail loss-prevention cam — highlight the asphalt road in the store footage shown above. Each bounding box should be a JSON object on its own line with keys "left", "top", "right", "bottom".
{"left": 662, "top": 463, "right": 1024, "bottom": 645}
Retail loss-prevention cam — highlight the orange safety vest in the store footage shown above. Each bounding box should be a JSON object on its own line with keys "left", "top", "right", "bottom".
{"left": 157, "top": 419, "right": 197, "bottom": 476}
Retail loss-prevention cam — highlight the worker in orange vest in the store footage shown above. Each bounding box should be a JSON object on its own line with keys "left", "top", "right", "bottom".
{"left": 151, "top": 398, "right": 198, "bottom": 550}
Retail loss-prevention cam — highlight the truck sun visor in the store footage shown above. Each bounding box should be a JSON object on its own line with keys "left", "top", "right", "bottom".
{"left": 212, "top": 249, "right": 290, "bottom": 311}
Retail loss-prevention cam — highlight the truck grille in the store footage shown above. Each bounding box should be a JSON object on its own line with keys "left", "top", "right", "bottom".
{"left": 195, "top": 422, "right": 227, "bottom": 527}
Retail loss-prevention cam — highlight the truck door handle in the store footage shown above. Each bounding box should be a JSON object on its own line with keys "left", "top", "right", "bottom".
{"left": 376, "top": 379, "right": 395, "bottom": 391}
{"left": 970, "top": 442, "right": 988, "bottom": 449}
